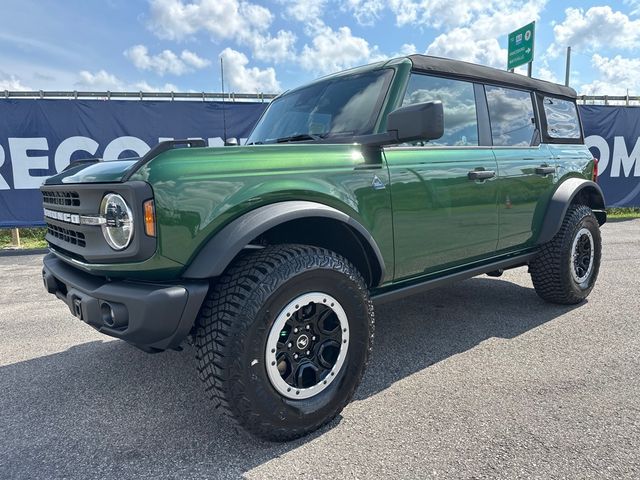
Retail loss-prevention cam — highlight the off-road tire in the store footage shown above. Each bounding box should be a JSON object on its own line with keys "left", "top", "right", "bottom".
{"left": 530, "top": 204, "right": 601, "bottom": 304}
{"left": 194, "top": 244, "right": 375, "bottom": 441}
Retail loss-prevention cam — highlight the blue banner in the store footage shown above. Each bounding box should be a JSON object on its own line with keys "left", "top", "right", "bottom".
{"left": 1, "top": 101, "right": 638, "bottom": 227}
{"left": 579, "top": 105, "right": 640, "bottom": 207}
{"left": 0, "top": 99, "right": 267, "bottom": 227}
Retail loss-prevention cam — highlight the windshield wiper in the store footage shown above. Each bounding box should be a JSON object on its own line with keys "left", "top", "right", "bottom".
{"left": 275, "top": 133, "right": 324, "bottom": 143}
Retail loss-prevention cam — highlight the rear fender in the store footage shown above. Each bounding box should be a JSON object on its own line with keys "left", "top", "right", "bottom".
{"left": 537, "top": 178, "right": 606, "bottom": 245}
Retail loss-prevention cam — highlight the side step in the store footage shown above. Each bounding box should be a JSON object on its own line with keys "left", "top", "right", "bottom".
{"left": 372, "top": 253, "right": 536, "bottom": 305}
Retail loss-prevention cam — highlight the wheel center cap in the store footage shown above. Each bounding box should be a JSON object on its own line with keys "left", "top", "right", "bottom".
{"left": 296, "top": 334, "right": 309, "bottom": 350}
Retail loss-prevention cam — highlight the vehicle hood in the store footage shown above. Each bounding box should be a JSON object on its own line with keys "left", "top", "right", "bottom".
{"left": 44, "top": 158, "right": 140, "bottom": 185}
{"left": 128, "top": 144, "right": 368, "bottom": 183}
{"left": 43, "top": 143, "right": 369, "bottom": 186}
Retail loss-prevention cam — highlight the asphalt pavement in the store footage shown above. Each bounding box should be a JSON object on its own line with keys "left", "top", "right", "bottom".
{"left": 1, "top": 219, "right": 639, "bottom": 479}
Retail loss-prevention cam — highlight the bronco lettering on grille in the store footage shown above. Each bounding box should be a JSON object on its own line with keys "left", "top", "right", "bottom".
{"left": 43, "top": 208, "right": 105, "bottom": 226}
{"left": 44, "top": 208, "right": 80, "bottom": 225}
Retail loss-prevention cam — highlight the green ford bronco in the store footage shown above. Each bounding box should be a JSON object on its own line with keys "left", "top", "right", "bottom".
{"left": 41, "top": 55, "right": 605, "bottom": 441}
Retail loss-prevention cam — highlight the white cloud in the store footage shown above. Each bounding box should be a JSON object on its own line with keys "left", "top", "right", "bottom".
{"left": 394, "top": 43, "right": 417, "bottom": 57}
{"left": 385, "top": 0, "right": 546, "bottom": 30}
{"left": 550, "top": 6, "right": 640, "bottom": 57}
{"left": 300, "top": 25, "right": 383, "bottom": 75}
{"left": 342, "top": 0, "right": 385, "bottom": 26}
{"left": 148, "top": 0, "right": 271, "bottom": 41}
{"left": 240, "top": 1, "right": 274, "bottom": 30}
{"left": 77, "top": 70, "right": 124, "bottom": 90}
{"left": 250, "top": 30, "right": 297, "bottom": 63}
{"left": 148, "top": 0, "right": 296, "bottom": 64}
{"left": 470, "top": 1, "right": 546, "bottom": 36}
{"left": 424, "top": 1, "right": 546, "bottom": 68}
{"left": 537, "top": 66, "right": 560, "bottom": 84}
{"left": 180, "top": 50, "right": 211, "bottom": 69}
{"left": 331, "top": 0, "right": 546, "bottom": 69}
{"left": 279, "top": 0, "right": 327, "bottom": 23}
{"left": 288, "top": 0, "right": 544, "bottom": 33}
{"left": 427, "top": 30, "right": 506, "bottom": 68}
{"left": 579, "top": 54, "right": 640, "bottom": 95}
{"left": 76, "top": 70, "right": 181, "bottom": 92}
{"left": 387, "top": 0, "right": 480, "bottom": 28}
{"left": 624, "top": 0, "right": 640, "bottom": 16}
{"left": 0, "top": 71, "right": 31, "bottom": 91}
{"left": 124, "top": 45, "right": 210, "bottom": 75}
{"left": 220, "top": 48, "right": 281, "bottom": 92}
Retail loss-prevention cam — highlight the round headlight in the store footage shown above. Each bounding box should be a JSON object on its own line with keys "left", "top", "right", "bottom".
{"left": 100, "top": 193, "right": 134, "bottom": 250}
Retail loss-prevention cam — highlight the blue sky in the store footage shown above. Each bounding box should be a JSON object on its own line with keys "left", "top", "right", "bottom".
{"left": 1, "top": 0, "right": 640, "bottom": 95}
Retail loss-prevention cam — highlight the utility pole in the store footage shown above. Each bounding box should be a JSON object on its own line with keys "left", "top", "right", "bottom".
{"left": 565, "top": 46, "right": 572, "bottom": 87}
{"left": 220, "top": 58, "right": 228, "bottom": 144}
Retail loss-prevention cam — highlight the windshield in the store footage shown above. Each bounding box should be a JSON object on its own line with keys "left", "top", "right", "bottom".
{"left": 246, "top": 69, "right": 394, "bottom": 144}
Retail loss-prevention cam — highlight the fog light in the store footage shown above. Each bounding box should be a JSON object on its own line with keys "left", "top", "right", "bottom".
{"left": 101, "top": 302, "right": 115, "bottom": 327}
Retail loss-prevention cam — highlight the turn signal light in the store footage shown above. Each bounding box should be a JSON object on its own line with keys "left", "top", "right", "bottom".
{"left": 592, "top": 157, "right": 599, "bottom": 182}
{"left": 143, "top": 200, "right": 156, "bottom": 237}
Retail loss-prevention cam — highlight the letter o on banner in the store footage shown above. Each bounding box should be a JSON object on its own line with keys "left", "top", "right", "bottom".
{"left": 54, "top": 136, "right": 100, "bottom": 173}
{"left": 585, "top": 135, "right": 610, "bottom": 174}
{"left": 0, "top": 144, "right": 9, "bottom": 190}
{"left": 103, "top": 137, "right": 150, "bottom": 161}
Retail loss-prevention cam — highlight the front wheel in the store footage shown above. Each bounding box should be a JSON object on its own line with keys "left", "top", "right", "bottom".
{"left": 530, "top": 204, "right": 602, "bottom": 304}
{"left": 194, "top": 244, "right": 374, "bottom": 441}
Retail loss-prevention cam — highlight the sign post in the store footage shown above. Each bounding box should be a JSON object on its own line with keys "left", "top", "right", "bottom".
{"left": 508, "top": 21, "right": 535, "bottom": 74}
{"left": 11, "top": 228, "right": 21, "bottom": 247}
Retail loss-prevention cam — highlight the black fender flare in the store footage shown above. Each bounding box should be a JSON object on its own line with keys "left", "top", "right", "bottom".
{"left": 182, "top": 201, "right": 386, "bottom": 285}
{"left": 536, "top": 178, "right": 606, "bottom": 245}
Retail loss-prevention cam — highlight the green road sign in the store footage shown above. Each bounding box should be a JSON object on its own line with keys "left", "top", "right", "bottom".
{"left": 508, "top": 22, "right": 535, "bottom": 70}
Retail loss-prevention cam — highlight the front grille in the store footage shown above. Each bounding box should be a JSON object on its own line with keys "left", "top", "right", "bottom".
{"left": 47, "top": 224, "right": 86, "bottom": 248}
{"left": 42, "top": 190, "right": 80, "bottom": 207}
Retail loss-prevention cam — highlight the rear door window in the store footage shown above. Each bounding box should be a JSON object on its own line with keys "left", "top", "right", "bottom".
{"left": 542, "top": 97, "right": 581, "bottom": 139}
{"left": 485, "top": 86, "right": 536, "bottom": 146}
{"left": 402, "top": 74, "right": 478, "bottom": 146}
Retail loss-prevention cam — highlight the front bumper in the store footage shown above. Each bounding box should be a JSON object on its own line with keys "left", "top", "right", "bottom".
{"left": 42, "top": 253, "right": 209, "bottom": 351}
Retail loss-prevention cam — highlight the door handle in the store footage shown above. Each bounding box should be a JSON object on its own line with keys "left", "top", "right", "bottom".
{"left": 535, "top": 165, "right": 556, "bottom": 175}
{"left": 468, "top": 169, "right": 496, "bottom": 181}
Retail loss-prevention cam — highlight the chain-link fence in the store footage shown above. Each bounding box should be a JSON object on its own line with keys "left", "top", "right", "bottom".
{"left": 2, "top": 91, "right": 277, "bottom": 102}
{"left": 578, "top": 95, "right": 640, "bottom": 106}
{"left": 5, "top": 91, "right": 640, "bottom": 106}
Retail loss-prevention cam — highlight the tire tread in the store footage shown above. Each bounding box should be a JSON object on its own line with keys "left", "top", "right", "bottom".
{"left": 530, "top": 204, "right": 600, "bottom": 305}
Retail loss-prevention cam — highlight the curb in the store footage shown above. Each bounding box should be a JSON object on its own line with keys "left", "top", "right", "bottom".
{"left": 0, "top": 248, "right": 48, "bottom": 257}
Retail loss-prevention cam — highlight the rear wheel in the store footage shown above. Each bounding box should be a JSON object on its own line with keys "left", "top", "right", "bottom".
{"left": 195, "top": 244, "right": 374, "bottom": 441}
{"left": 530, "top": 204, "right": 601, "bottom": 304}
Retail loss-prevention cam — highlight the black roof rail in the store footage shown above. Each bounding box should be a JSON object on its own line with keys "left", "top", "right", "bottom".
{"left": 408, "top": 54, "right": 577, "bottom": 98}
{"left": 122, "top": 139, "right": 206, "bottom": 181}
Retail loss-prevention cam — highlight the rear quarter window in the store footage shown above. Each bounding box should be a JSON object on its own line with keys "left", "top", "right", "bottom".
{"left": 542, "top": 97, "right": 581, "bottom": 139}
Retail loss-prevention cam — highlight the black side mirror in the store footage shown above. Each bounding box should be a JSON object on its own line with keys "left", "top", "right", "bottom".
{"left": 387, "top": 101, "right": 444, "bottom": 144}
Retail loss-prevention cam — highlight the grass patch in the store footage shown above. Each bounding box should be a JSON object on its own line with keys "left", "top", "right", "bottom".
{"left": 607, "top": 207, "right": 640, "bottom": 220}
{"left": 0, "top": 227, "right": 48, "bottom": 250}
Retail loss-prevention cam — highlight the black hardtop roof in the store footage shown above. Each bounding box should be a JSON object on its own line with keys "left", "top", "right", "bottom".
{"left": 408, "top": 55, "right": 576, "bottom": 99}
